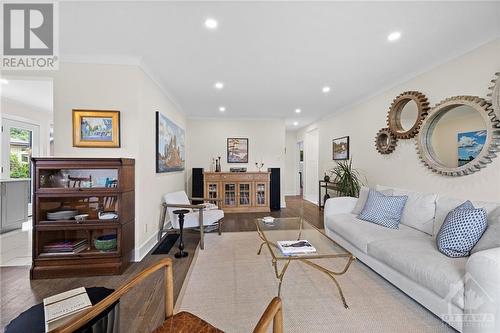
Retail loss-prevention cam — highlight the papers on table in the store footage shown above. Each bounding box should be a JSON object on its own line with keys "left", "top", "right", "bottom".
{"left": 277, "top": 240, "right": 317, "bottom": 256}
{"left": 43, "top": 287, "right": 92, "bottom": 332}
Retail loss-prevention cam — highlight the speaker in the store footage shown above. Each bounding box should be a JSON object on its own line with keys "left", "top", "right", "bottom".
{"left": 192, "top": 168, "right": 204, "bottom": 204}
{"left": 268, "top": 168, "right": 281, "bottom": 211}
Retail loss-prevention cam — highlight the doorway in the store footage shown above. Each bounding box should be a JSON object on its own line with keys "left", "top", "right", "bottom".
{"left": 304, "top": 128, "right": 319, "bottom": 205}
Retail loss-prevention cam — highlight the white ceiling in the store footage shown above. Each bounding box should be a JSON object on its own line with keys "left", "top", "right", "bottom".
{"left": 58, "top": 1, "right": 500, "bottom": 129}
{"left": 1, "top": 79, "right": 53, "bottom": 113}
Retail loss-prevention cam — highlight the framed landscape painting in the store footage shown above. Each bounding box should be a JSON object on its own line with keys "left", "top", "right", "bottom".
{"left": 156, "top": 112, "right": 185, "bottom": 173}
{"left": 332, "top": 136, "right": 349, "bottom": 160}
{"left": 457, "top": 130, "right": 486, "bottom": 166}
{"left": 227, "top": 138, "right": 249, "bottom": 163}
{"left": 73, "top": 110, "right": 120, "bottom": 148}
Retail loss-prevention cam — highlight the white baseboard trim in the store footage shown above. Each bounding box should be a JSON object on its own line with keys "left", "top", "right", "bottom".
{"left": 304, "top": 194, "right": 318, "bottom": 205}
{"left": 134, "top": 232, "right": 159, "bottom": 262}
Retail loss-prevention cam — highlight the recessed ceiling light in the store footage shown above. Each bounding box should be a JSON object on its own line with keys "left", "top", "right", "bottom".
{"left": 219, "top": 106, "right": 226, "bottom": 112}
{"left": 293, "top": 121, "right": 299, "bottom": 126}
{"left": 295, "top": 108, "right": 301, "bottom": 114}
{"left": 214, "top": 82, "right": 224, "bottom": 90}
{"left": 322, "top": 86, "right": 331, "bottom": 93}
{"left": 0, "top": 78, "right": 8, "bottom": 84}
{"left": 205, "top": 18, "right": 218, "bottom": 30}
{"left": 387, "top": 31, "right": 401, "bottom": 42}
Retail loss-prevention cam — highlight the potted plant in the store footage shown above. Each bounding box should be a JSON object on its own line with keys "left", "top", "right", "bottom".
{"left": 329, "top": 160, "right": 362, "bottom": 197}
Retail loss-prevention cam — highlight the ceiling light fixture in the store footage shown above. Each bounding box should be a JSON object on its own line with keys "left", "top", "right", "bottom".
{"left": 219, "top": 106, "right": 226, "bottom": 112}
{"left": 322, "top": 86, "right": 331, "bottom": 93}
{"left": 295, "top": 108, "right": 301, "bottom": 114}
{"left": 205, "top": 18, "right": 218, "bottom": 30}
{"left": 0, "top": 78, "right": 8, "bottom": 84}
{"left": 293, "top": 121, "right": 299, "bottom": 126}
{"left": 387, "top": 31, "right": 401, "bottom": 42}
{"left": 214, "top": 82, "right": 224, "bottom": 90}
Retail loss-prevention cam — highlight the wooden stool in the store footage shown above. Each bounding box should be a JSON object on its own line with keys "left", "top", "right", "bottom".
{"left": 173, "top": 209, "right": 190, "bottom": 258}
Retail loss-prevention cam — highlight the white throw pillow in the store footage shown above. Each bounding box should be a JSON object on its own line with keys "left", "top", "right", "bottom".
{"left": 392, "top": 189, "right": 437, "bottom": 235}
{"left": 351, "top": 186, "right": 393, "bottom": 215}
{"left": 471, "top": 207, "right": 500, "bottom": 254}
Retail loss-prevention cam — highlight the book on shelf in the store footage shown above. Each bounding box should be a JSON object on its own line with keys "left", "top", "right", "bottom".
{"left": 43, "top": 287, "right": 92, "bottom": 332}
{"left": 277, "top": 240, "right": 317, "bottom": 256}
{"left": 40, "top": 239, "right": 88, "bottom": 256}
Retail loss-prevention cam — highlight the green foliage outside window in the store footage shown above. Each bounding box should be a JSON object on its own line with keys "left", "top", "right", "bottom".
{"left": 10, "top": 153, "right": 30, "bottom": 178}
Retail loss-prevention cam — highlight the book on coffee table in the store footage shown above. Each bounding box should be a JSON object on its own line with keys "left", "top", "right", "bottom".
{"left": 43, "top": 287, "right": 92, "bottom": 332}
{"left": 277, "top": 240, "right": 317, "bottom": 256}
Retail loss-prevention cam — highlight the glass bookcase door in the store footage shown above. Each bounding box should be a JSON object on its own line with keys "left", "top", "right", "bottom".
{"left": 38, "top": 195, "right": 119, "bottom": 223}
{"left": 255, "top": 183, "right": 267, "bottom": 206}
{"left": 239, "top": 183, "right": 251, "bottom": 206}
{"left": 224, "top": 183, "right": 237, "bottom": 207}
{"left": 38, "top": 168, "right": 119, "bottom": 189}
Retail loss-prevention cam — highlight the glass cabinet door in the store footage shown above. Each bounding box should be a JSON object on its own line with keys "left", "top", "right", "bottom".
{"left": 238, "top": 183, "right": 251, "bottom": 206}
{"left": 38, "top": 168, "right": 119, "bottom": 189}
{"left": 255, "top": 183, "right": 267, "bottom": 206}
{"left": 224, "top": 183, "right": 237, "bottom": 207}
{"left": 207, "top": 183, "right": 219, "bottom": 204}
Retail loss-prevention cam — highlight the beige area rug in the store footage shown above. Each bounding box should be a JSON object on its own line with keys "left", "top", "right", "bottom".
{"left": 176, "top": 232, "right": 455, "bottom": 333}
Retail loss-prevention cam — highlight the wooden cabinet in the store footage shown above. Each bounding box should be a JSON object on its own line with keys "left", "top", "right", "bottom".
{"left": 30, "top": 158, "right": 135, "bottom": 279}
{"left": 204, "top": 172, "right": 270, "bottom": 213}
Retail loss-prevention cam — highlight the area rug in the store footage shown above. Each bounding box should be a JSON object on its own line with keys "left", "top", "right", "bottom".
{"left": 176, "top": 232, "right": 455, "bottom": 333}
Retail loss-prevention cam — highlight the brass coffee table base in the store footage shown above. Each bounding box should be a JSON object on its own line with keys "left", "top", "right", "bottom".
{"left": 257, "top": 237, "right": 355, "bottom": 309}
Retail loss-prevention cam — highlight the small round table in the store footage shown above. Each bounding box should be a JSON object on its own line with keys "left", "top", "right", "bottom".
{"left": 173, "top": 209, "right": 190, "bottom": 258}
{"left": 5, "top": 287, "right": 117, "bottom": 333}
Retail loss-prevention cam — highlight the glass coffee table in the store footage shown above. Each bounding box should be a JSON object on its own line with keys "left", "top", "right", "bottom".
{"left": 255, "top": 217, "right": 356, "bottom": 308}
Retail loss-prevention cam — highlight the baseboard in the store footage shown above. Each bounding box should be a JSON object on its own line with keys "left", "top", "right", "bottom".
{"left": 304, "top": 194, "right": 318, "bottom": 205}
{"left": 134, "top": 232, "right": 159, "bottom": 262}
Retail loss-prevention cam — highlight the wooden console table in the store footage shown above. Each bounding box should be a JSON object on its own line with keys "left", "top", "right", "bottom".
{"left": 318, "top": 180, "right": 340, "bottom": 210}
{"left": 204, "top": 172, "right": 270, "bottom": 213}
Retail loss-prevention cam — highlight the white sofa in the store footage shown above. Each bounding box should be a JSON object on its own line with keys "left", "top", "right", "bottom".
{"left": 324, "top": 186, "right": 500, "bottom": 333}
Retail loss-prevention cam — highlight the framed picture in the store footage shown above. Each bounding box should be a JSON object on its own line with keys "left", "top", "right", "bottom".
{"left": 156, "top": 112, "right": 185, "bottom": 173}
{"left": 227, "top": 138, "right": 249, "bottom": 163}
{"left": 457, "top": 130, "right": 486, "bottom": 166}
{"left": 332, "top": 136, "right": 349, "bottom": 160}
{"left": 72, "top": 110, "right": 120, "bottom": 148}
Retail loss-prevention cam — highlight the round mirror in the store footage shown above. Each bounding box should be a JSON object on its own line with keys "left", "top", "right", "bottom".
{"left": 388, "top": 91, "right": 429, "bottom": 139}
{"left": 417, "top": 96, "right": 500, "bottom": 176}
{"left": 375, "top": 128, "right": 397, "bottom": 154}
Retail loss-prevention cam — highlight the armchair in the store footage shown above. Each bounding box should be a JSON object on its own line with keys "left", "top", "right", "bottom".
{"left": 158, "top": 191, "right": 224, "bottom": 250}
{"left": 54, "top": 258, "right": 283, "bottom": 333}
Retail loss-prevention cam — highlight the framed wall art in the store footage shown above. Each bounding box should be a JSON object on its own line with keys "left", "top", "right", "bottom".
{"left": 332, "top": 136, "right": 349, "bottom": 160}
{"left": 227, "top": 138, "right": 249, "bottom": 163}
{"left": 156, "top": 112, "right": 185, "bottom": 173}
{"left": 72, "top": 110, "right": 120, "bottom": 148}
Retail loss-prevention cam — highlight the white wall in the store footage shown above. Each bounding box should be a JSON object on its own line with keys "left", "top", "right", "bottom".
{"left": 284, "top": 130, "right": 298, "bottom": 195}
{"left": 298, "top": 39, "right": 500, "bottom": 202}
{"left": 4, "top": 62, "right": 187, "bottom": 260}
{"left": 1, "top": 99, "right": 52, "bottom": 157}
{"left": 186, "top": 118, "right": 286, "bottom": 206}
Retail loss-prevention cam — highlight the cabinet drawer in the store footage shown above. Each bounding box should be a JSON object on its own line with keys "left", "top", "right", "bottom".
{"left": 205, "top": 174, "right": 221, "bottom": 181}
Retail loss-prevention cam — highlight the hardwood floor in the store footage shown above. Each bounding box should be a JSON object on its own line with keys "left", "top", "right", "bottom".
{"left": 0, "top": 196, "right": 321, "bottom": 332}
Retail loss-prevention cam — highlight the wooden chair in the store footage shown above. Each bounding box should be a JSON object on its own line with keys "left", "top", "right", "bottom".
{"left": 54, "top": 258, "right": 283, "bottom": 333}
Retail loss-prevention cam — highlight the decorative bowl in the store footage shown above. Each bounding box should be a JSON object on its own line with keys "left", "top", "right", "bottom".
{"left": 94, "top": 234, "right": 117, "bottom": 252}
{"left": 74, "top": 214, "right": 89, "bottom": 222}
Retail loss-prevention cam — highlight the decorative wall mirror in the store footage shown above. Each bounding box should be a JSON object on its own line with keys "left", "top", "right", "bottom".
{"left": 416, "top": 96, "right": 500, "bottom": 176}
{"left": 375, "top": 128, "right": 397, "bottom": 154}
{"left": 488, "top": 72, "right": 500, "bottom": 123}
{"left": 387, "top": 91, "right": 430, "bottom": 139}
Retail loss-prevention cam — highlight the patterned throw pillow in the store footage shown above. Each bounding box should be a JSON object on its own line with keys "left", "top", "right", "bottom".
{"left": 358, "top": 190, "right": 408, "bottom": 229}
{"left": 436, "top": 201, "right": 488, "bottom": 258}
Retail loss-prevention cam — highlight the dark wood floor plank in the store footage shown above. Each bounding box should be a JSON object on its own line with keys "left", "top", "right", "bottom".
{"left": 0, "top": 196, "right": 321, "bottom": 332}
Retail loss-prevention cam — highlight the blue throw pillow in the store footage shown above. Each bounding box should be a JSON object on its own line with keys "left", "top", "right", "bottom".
{"left": 358, "top": 189, "right": 408, "bottom": 229}
{"left": 437, "top": 201, "right": 487, "bottom": 258}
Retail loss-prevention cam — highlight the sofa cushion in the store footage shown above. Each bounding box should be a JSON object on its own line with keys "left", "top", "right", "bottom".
{"left": 471, "top": 207, "right": 500, "bottom": 254}
{"left": 358, "top": 190, "right": 408, "bottom": 229}
{"left": 352, "top": 186, "right": 394, "bottom": 215}
{"left": 391, "top": 189, "right": 437, "bottom": 235}
{"left": 436, "top": 201, "right": 487, "bottom": 258}
{"left": 434, "top": 196, "right": 500, "bottom": 237}
{"left": 325, "top": 213, "right": 426, "bottom": 254}
{"left": 368, "top": 237, "right": 467, "bottom": 309}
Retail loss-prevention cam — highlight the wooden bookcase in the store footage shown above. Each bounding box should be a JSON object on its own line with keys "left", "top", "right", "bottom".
{"left": 30, "top": 158, "right": 135, "bottom": 279}
{"left": 204, "top": 172, "right": 270, "bottom": 213}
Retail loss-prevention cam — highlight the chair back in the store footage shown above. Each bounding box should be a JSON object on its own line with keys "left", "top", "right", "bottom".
{"left": 163, "top": 191, "right": 191, "bottom": 229}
